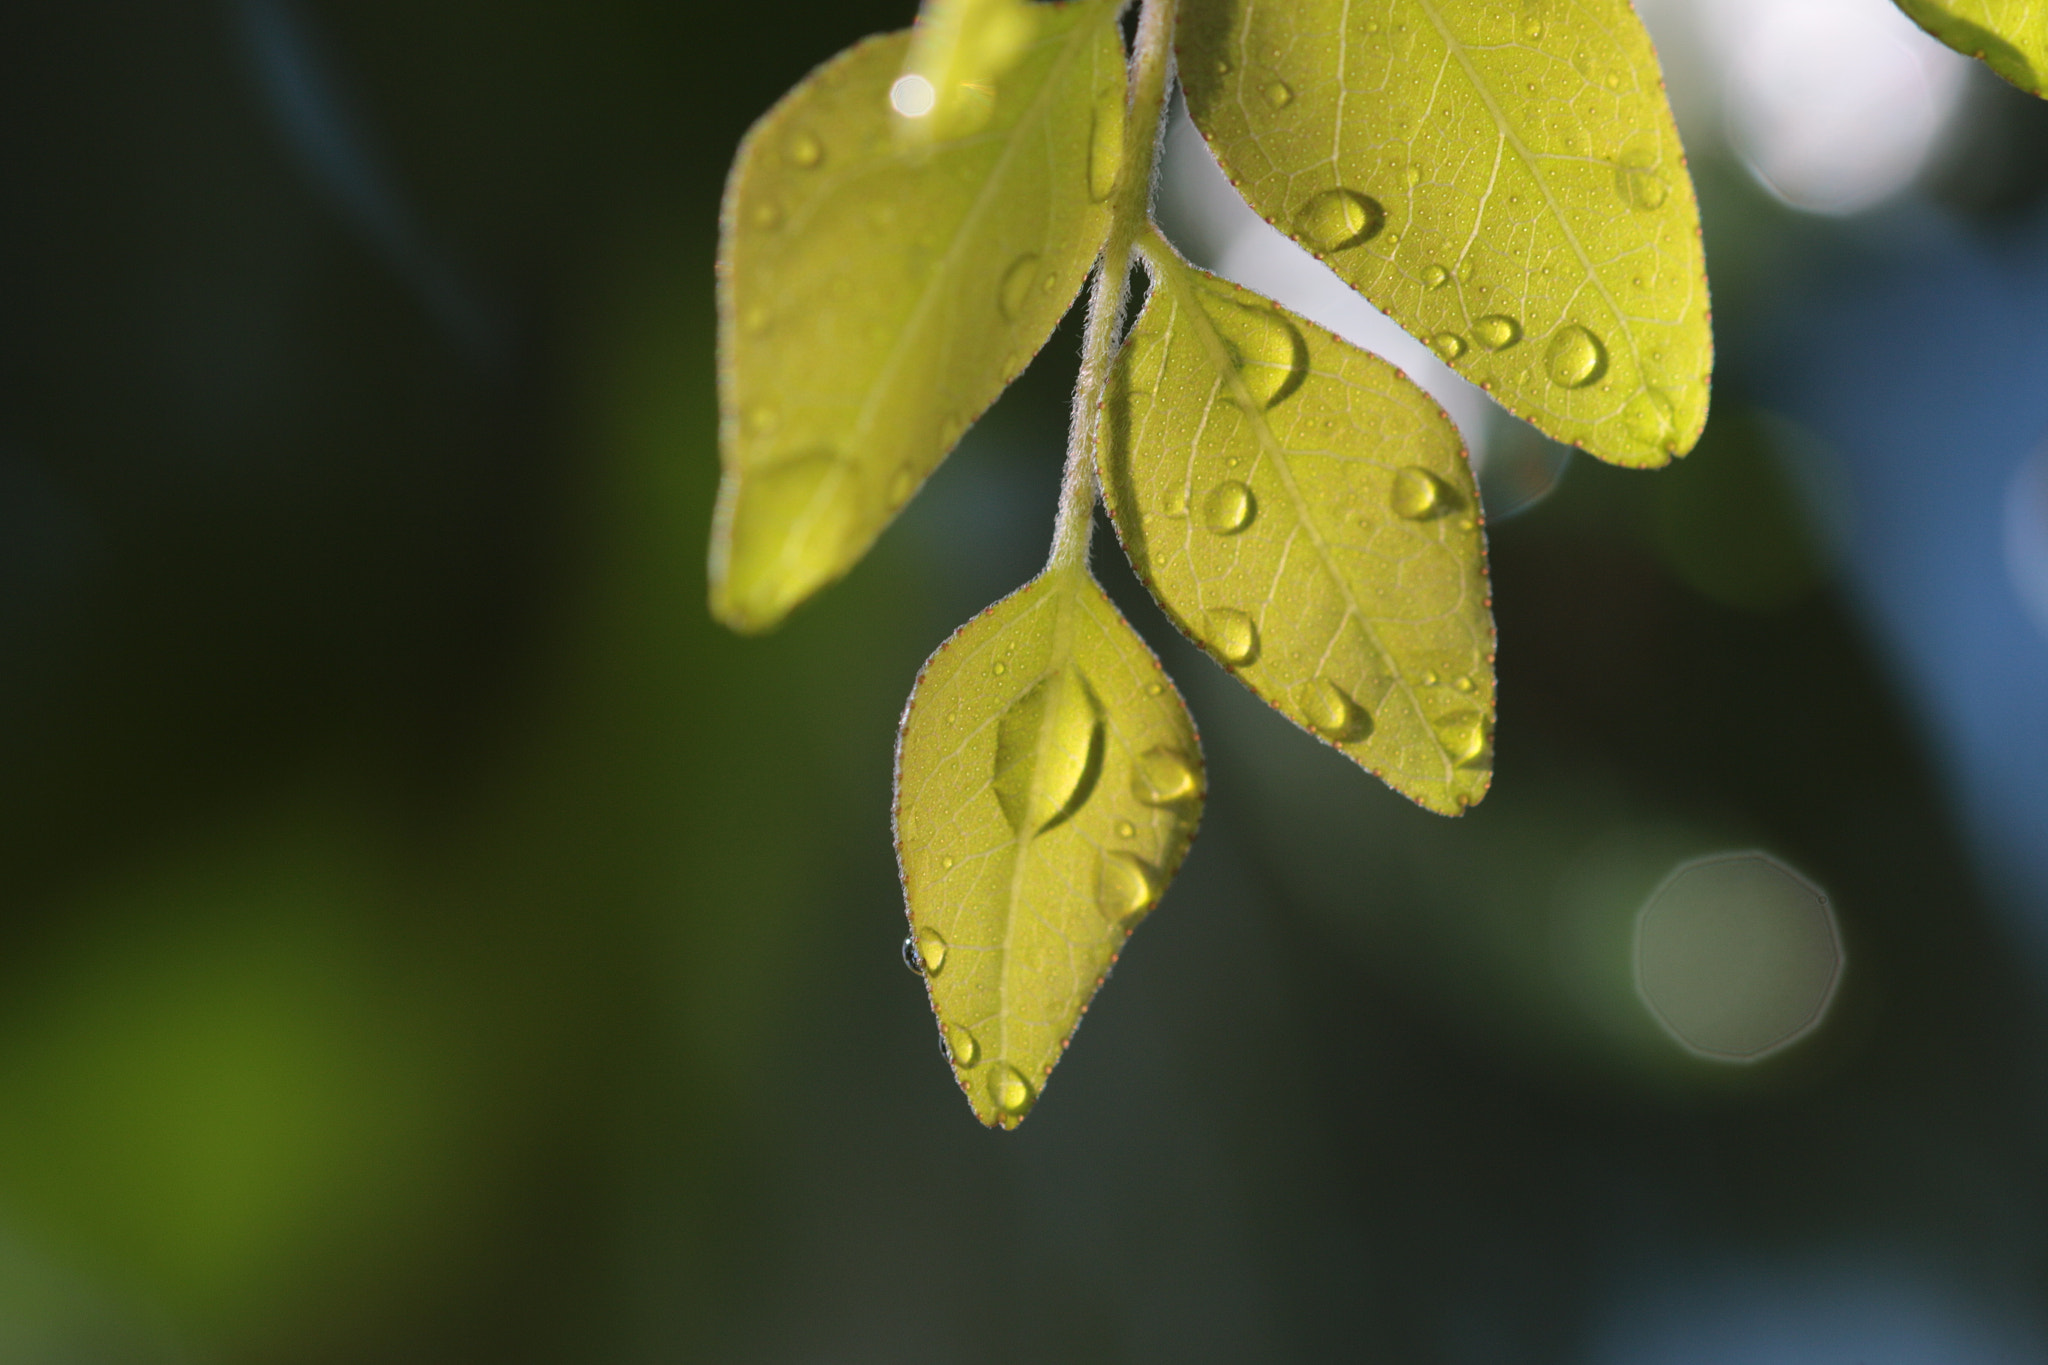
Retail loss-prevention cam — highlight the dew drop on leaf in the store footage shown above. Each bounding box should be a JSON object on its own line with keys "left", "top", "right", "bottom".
{"left": 1422, "top": 264, "right": 1450, "bottom": 289}
{"left": 987, "top": 1062, "right": 1035, "bottom": 1117}
{"left": 1436, "top": 709, "right": 1489, "bottom": 765}
{"left": 1115, "top": 819, "right": 1136, "bottom": 838}
{"left": 947, "top": 1023, "right": 981, "bottom": 1067}
{"left": 1294, "top": 188, "right": 1385, "bottom": 251}
{"left": 786, "top": 131, "right": 824, "bottom": 168}
{"left": 916, "top": 926, "right": 948, "bottom": 975}
{"left": 999, "top": 253, "right": 1042, "bottom": 321}
{"left": 1132, "top": 746, "right": 1200, "bottom": 805}
{"left": 1472, "top": 314, "right": 1521, "bottom": 351}
{"left": 1390, "top": 465, "right": 1452, "bottom": 520}
{"left": 1430, "top": 332, "right": 1467, "bottom": 361}
{"left": 992, "top": 668, "right": 1106, "bottom": 834}
{"left": 1615, "top": 149, "right": 1670, "bottom": 210}
{"left": 1202, "top": 608, "right": 1260, "bottom": 664}
{"left": 1295, "top": 678, "right": 1370, "bottom": 740}
{"left": 902, "top": 935, "right": 924, "bottom": 974}
{"left": 1264, "top": 79, "right": 1294, "bottom": 108}
{"left": 1201, "top": 479, "right": 1256, "bottom": 534}
{"left": 1096, "top": 851, "right": 1159, "bottom": 926}
{"left": 1545, "top": 325, "right": 1608, "bottom": 389}
{"left": 1206, "top": 298, "right": 1308, "bottom": 408}
{"left": 1624, "top": 387, "right": 1676, "bottom": 450}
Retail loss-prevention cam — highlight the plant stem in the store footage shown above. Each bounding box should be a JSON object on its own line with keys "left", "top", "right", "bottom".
{"left": 1047, "top": 0, "right": 1178, "bottom": 573}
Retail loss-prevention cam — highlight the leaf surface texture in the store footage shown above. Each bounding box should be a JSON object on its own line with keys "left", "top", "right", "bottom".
{"left": 712, "top": 6, "right": 1126, "bottom": 631}
{"left": 1100, "top": 251, "right": 1494, "bottom": 815}
{"left": 1179, "top": 0, "right": 1711, "bottom": 467}
{"left": 896, "top": 568, "right": 1203, "bottom": 1128}
{"left": 1894, "top": 0, "right": 2048, "bottom": 94}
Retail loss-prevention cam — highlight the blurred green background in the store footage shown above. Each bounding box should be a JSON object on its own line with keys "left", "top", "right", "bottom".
{"left": 5, "top": 2, "right": 2048, "bottom": 1361}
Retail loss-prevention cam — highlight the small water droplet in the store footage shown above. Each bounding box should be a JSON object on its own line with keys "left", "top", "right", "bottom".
{"left": 1295, "top": 678, "right": 1370, "bottom": 741}
{"left": 1089, "top": 97, "right": 1124, "bottom": 202}
{"left": 941, "top": 854, "right": 956, "bottom": 870}
{"left": 993, "top": 668, "right": 1106, "bottom": 834}
{"left": 1436, "top": 709, "right": 1489, "bottom": 765}
{"left": 1472, "top": 314, "right": 1522, "bottom": 350}
{"left": 1163, "top": 483, "right": 1190, "bottom": 518}
{"left": 1421, "top": 669, "right": 1440, "bottom": 686}
{"left": 1524, "top": 18, "right": 1544, "bottom": 39}
{"left": 987, "top": 1062, "right": 1035, "bottom": 1116}
{"left": 1606, "top": 71, "right": 1621, "bottom": 89}
{"left": 1264, "top": 80, "right": 1294, "bottom": 108}
{"left": 992, "top": 661, "right": 1007, "bottom": 676}
{"left": 1615, "top": 148, "right": 1671, "bottom": 211}
{"left": 1430, "top": 332, "right": 1467, "bottom": 361}
{"left": 1201, "top": 480, "right": 1255, "bottom": 535}
{"left": 1454, "top": 675, "right": 1475, "bottom": 693}
{"left": 1422, "top": 264, "right": 1450, "bottom": 289}
{"left": 1458, "top": 259, "right": 1476, "bottom": 284}
{"left": 786, "top": 131, "right": 823, "bottom": 168}
{"left": 1144, "top": 682, "right": 1164, "bottom": 696}
{"left": 1404, "top": 164, "right": 1422, "bottom": 188}
{"left": 948, "top": 1023, "right": 981, "bottom": 1067}
{"left": 1203, "top": 608, "right": 1259, "bottom": 664}
{"left": 1385, "top": 231, "right": 1402, "bottom": 246}
{"left": 1215, "top": 56, "right": 1233, "bottom": 74}
{"left": 1294, "top": 188, "right": 1385, "bottom": 251}
{"left": 1202, "top": 293, "right": 1309, "bottom": 408}
{"left": 1390, "top": 466, "right": 1453, "bottom": 519}
{"left": 1545, "top": 325, "right": 1607, "bottom": 389}
{"left": 1133, "top": 747, "right": 1199, "bottom": 805}
{"left": 1097, "top": 851, "right": 1159, "bottom": 926}
{"left": 999, "top": 254, "right": 1042, "bottom": 321}
{"left": 748, "top": 201, "right": 782, "bottom": 230}
{"left": 1624, "top": 387, "right": 1676, "bottom": 449}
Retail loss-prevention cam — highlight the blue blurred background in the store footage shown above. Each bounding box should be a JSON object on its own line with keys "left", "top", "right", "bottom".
{"left": 2, "top": 0, "right": 2046, "bottom": 1360}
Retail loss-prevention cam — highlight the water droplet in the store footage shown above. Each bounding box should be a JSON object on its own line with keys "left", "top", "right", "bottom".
{"left": 916, "top": 926, "right": 948, "bottom": 974}
{"left": 1615, "top": 148, "right": 1670, "bottom": 211}
{"left": 1624, "top": 387, "right": 1676, "bottom": 449}
{"left": 1089, "top": 96, "right": 1124, "bottom": 202}
{"left": 786, "top": 131, "right": 823, "bottom": 168}
{"left": 987, "top": 1062, "right": 1035, "bottom": 1116}
{"left": 993, "top": 668, "right": 1106, "bottom": 834}
{"left": 1215, "top": 56, "right": 1233, "bottom": 74}
{"left": 1524, "top": 18, "right": 1544, "bottom": 39}
{"left": 1264, "top": 80, "right": 1294, "bottom": 108}
{"left": 1201, "top": 480, "right": 1255, "bottom": 534}
{"left": 1097, "top": 851, "right": 1159, "bottom": 926}
{"left": 1116, "top": 819, "right": 1136, "bottom": 838}
{"left": 1132, "top": 746, "right": 1199, "bottom": 805}
{"left": 902, "top": 935, "right": 922, "bottom": 973}
{"left": 748, "top": 201, "right": 783, "bottom": 230}
{"left": 1203, "top": 608, "right": 1259, "bottom": 664}
{"left": 1385, "top": 231, "right": 1401, "bottom": 246}
{"left": 1295, "top": 678, "right": 1370, "bottom": 741}
{"left": 948, "top": 1023, "right": 981, "bottom": 1067}
{"left": 1163, "top": 483, "right": 1190, "bottom": 518}
{"left": 1404, "top": 164, "right": 1422, "bottom": 188}
{"left": 1430, "top": 332, "right": 1467, "bottom": 361}
{"left": 992, "top": 661, "right": 1007, "bottom": 676}
{"left": 999, "top": 254, "right": 1042, "bottom": 321}
{"left": 1294, "top": 188, "right": 1385, "bottom": 252}
{"left": 1545, "top": 325, "right": 1607, "bottom": 389}
{"left": 1390, "top": 466, "right": 1453, "bottom": 520}
{"left": 1454, "top": 675, "right": 1475, "bottom": 692}
{"left": 1606, "top": 71, "right": 1621, "bottom": 89}
{"left": 1472, "top": 314, "right": 1522, "bottom": 350}
{"left": 1202, "top": 294, "right": 1308, "bottom": 408}
{"left": 1436, "top": 709, "right": 1489, "bottom": 765}
{"left": 941, "top": 854, "right": 956, "bottom": 870}
{"left": 1422, "top": 264, "right": 1450, "bottom": 289}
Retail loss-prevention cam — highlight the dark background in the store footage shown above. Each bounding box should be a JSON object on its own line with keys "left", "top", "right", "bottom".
{"left": 3, "top": 2, "right": 2047, "bottom": 1361}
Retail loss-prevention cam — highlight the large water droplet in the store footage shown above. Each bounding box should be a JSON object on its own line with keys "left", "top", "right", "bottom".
{"left": 916, "top": 926, "right": 948, "bottom": 975}
{"left": 1545, "top": 325, "right": 1607, "bottom": 389}
{"left": 1263, "top": 80, "right": 1294, "bottom": 108}
{"left": 987, "top": 1062, "right": 1035, "bottom": 1116}
{"left": 1201, "top": 480, "right": 1255, "bottom": 534}
{"left": 993, "top": 668, "right": 1106, "bottom": 834}
{"left": 1203, "top": 294, "right": 1309, "bottom": 408}
{"left": 1097, "top": 851, "right": 1159, "bottom": 926}
{"left": 1623, "top": 387, "right": 1676, "bottom": 449}
{"left": 786, "top": 131, "right": 824, "bottom": 168}
{"left": 947, "top": 1023, "right": 981, "bottom": 1067}
{"left": 1294, "top": 188, "right": 1385, "bottom": 252}
{"left": 1430, "top": 332, "right": 1467, "bottom": 361}
{"left": 1203, "top": 608, "right": 1259, "bottom": 664}
{"left": 1436, "top": 709, "right": 1489, "bottom": 765}
{"left": 1390, "top": 465, "right": 1453, "bottom": 519}
{"left": 999, "top": 254, "right": 1042, "bottom": 321}
{"left": 1133, "top": 747, "right": 1199, "bottom": 805}
{"left": 1295, "top": 678, "right": 1371, "bottom": 741}
{"left": 1089, "top": 96, "right": 1125, "bottom": 202}
{"left": 1472, "top": 314, "right": 1522, "bottom": 350}
{"left": 1422, "top": 264, "right": 1450, "bottom": 289}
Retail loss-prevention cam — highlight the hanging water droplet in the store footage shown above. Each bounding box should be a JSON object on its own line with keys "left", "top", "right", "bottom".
{"left": 1201, "top": 480, "right": 1255, "bottom": 535}
{"left": 1422, "top": 264, "right": 1450, "bottom": 289}
{"left": 1404, "top": 164, "right": 1422, "bottom": 188}
{"left": 1430, "top": 332, "right": 1467, "bottom": 361}
{"left": 1436, "top": 709, "right": 1489, "bottom": 765}
{"left": 1097, "top": 851, "right": 1159, "bottom": 926}
{"left": 786, "top": 131, "right": 824, "bottom": 168}
{"left": 902, "top": 935, "right": 922, "bottom": 973}
{"left": 992, "top": 668, "right": 1106, "bottom": 834}
{"left": 1203, "top": 608, "right": 1259, "bottom": 664}
{"left": 1295, "top": 678, "right": 1370, "bottom": 741}
{"left": 987, "top": 1062, "right": 1035, "bottom": 1116}
{"left": 916, "top": 926, "right": 948, "bottom": 975}
{"left": 1623, "top": 387, "right": 1676, "bottom": 449}
{"left": 999, "top": 254, "right": 1042, "bottom": 321}
{"left": 1203, "top": 294, "right": 1309, "bottom": 408}
{"left": 1133, "top": 746, "right": 1199, "bottom": 805}
{"left": 948, "top": 1023, "right": 981, "bottom": 1067}
{"left": 1545, "top": 325, "right": 1607, "bottom": 389}
{"left": 1264, "top": 80, "right": 1294, "bottom": 108}
{"left": 1116, "top": 819, "right": 1136, "bottom": 838}
{"left": 1391, "top": 465, "right": 1453, "bottom": 520}
{"left": 1294, "top": 188, "right": 1385, "bottom": 252}
{"left": 1089, "top": 96, "right": 1125, "bottom": 202}
{"left": 1472, "top": 314, "right": 1522, "bottom": 350}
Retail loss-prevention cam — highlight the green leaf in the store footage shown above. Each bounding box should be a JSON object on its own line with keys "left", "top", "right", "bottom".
{"left": 896, "top": 566, "right": 1204, "bottom": 1128}
{"left": 711, "top": 6, "right": 1127, "bottom": 632}
{"left": 1178, "top": 0, "right": 1712, "bottom": 468}
{"left": 1099, "top": 247, "right": 1494, "bottom": 815}
{"left": 1894, "top": 0, "right": 2047, "bottom": 96}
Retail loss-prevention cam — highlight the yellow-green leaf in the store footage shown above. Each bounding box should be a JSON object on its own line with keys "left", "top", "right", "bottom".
{"left": 1099, "top": 247, "right": 1494, "bottom": 815}
{"left": 711, "top": 7, "right": 1126, "bottom": 632}
{"left": 901, "top": 0, "right": 1046, "bottom": 138}
{"left": 1894, "top": 0, "right": 2048, "bottom": 95}
{"left": 896, "top": 566, "right": 1204, "bottom": 1128}
{"left": 1178, "top": 0, "right": 1711, "bottom": 468}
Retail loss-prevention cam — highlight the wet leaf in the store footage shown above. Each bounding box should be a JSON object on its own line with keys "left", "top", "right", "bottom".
{"left": 1179, "top": 0, "right": 1711, "bottom": 468}
{"left": 1099, "top": 249, "right": 1494, "bottom": 815}
{"left": 1895, "top": 0, "right": 2048, "bottom": 96}
{"left": 895, "top": 566, "right": 1204, "bottom": 1128}
{"left": 711, "top": 6, "right": 1126, "bottom": 632}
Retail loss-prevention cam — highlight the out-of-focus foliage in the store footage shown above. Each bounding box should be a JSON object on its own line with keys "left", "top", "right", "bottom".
{"left": 1896, "top": 0, "right": 2048, "bottom": 96}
